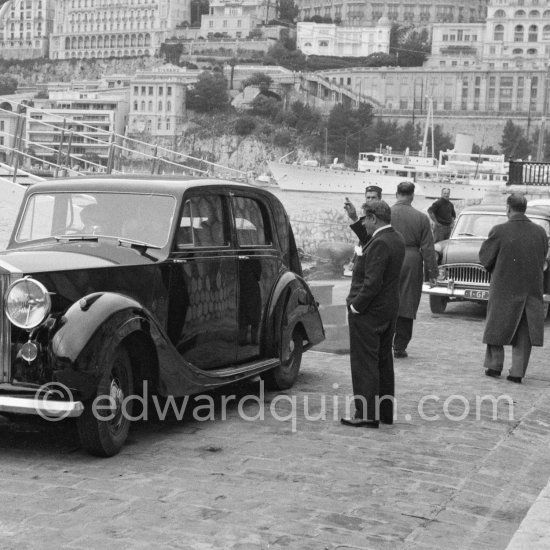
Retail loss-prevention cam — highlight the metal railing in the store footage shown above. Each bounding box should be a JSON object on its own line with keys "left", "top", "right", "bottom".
{"left": 0, "top": 101, "right": 248, "bottom": 185}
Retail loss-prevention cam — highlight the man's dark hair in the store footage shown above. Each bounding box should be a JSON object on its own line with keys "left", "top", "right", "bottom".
{"left": 365, "top": 185, "right": 382, "bottom": 198}
{"left": 396, "top": 181, "right": 415, "bottom": 196}
{"left": 363, "top": 199, "right": 391, "bottom": 224}
{"left": 507, "top": 193, "right": 527, "bottom": 213}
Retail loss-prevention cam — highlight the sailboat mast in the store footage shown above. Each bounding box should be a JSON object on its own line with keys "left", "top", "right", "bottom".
{"left": 421, "top": 97, "right": 434, "bottom": 157}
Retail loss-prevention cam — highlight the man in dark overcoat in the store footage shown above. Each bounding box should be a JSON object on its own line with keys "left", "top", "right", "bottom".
{"left": 391, "top": 182, "right": 438, "bottom": 358}
{"left": 480, "top": 194, "right": 548, "bottom": 383}
{"left": 342, "top": 200, "right": 405, "bottom": 428}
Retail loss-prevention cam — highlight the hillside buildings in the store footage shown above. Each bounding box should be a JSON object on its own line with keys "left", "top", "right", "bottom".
{"left": 297, "top": 19, "right": 391, "bottom": 57}
{"left": 0, "top": 0, "right": 55, "bottom": 60}
{"left": 200, "top": 0, "right": 276, "bottom": 39}
{"left": 48, "top": 0, "right": 190, "bottom": 60}
{"left": 296, "top": 0, "right": 488, "bottom": 26}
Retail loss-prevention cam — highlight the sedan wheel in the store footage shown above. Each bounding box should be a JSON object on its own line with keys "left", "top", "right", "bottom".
{"left": 265, "top": 329, "right": 304, "bottom": 390}
{"left": 429, "top": 295, "right": 448, "bottom": 314}
{"left": 77, "top": 346, "right": 133, "bottom": 457}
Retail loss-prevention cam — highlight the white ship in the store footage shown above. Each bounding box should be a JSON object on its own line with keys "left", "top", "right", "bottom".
{"left": 416, "top": 151, "right": 509, "bottom": 200}
{"left": 268, "top": 149, "right": 431, "bottom": 198}
{"left": 269, "top": 147, "right": 509, "bottom": 201}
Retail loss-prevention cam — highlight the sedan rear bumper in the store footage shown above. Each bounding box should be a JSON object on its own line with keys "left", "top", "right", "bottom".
{"left": 0, "top": 395, "right": 84, "bottom": 418}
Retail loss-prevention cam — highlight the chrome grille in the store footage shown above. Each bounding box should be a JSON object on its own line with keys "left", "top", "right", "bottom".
{"left": 0, "top": 273, "right": 11, "bottom": 383}
{"left": 444, "top": 263, "right": 490, "bottom": 286}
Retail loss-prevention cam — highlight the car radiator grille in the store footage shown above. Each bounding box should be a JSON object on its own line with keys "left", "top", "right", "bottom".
{"left": 445, "top": 264, "right": 491, "bottom": 285}
{"left": 0, "top": 273, "right": 11, "bottom": 383}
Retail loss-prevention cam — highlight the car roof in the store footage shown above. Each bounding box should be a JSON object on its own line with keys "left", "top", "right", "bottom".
{"left": 24, "top": 176, "right": 260, "bottom": 197}
{"left": 461, "top": 202, "right": 550, "bottom": 217}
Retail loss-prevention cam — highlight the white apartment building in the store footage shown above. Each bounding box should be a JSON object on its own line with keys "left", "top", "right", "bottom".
{"left": 0, "top": 0, "right": 55, "bottom": 59}
{"left": 49, "top": 0, "right": 190, "bottom": 60}
{"left": 201, "top": 0, "right": 276, "bottom": 39}
{"left": 427, "top": 0, "right": 550, "bottom": 70}
{"left": 297, "top": 19, "right": 391, "bottom": 57}
{"left": 295, "top": 0, "right": 487, "bottom": 26}
{"left": 128, "top": 66, "right": 199, "bottom": 138}
{"left": 484, "top": 0, "right": 550, "bottom": 68}
{"left": 27, "top": 90, "right": 129, "bottom": 165}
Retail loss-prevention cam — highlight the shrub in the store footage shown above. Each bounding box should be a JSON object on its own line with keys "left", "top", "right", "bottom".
{"left": 235, "top": 116, "right": 256, "bottom": 135}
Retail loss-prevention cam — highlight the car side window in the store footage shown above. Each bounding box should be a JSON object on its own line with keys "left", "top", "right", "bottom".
{"left": 232, "top": 196, "right": 270, "bottom": 247}
{"left": 177, "top": 195, "right": 227, "bottom": 249}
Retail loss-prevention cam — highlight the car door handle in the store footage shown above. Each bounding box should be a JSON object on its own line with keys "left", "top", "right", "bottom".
{"left": 238, "top": 255, "right": 250, "bottom": 260}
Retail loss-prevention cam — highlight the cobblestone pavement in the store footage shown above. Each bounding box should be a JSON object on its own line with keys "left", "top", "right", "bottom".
{"left": 0, "top": 189, "right": 549, "bottom": 549}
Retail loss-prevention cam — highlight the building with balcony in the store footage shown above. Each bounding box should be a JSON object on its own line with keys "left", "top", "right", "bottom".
{"left": 297, "top": 19, "right": 391, "bottom": 57}
{"left": 0, "top": 0, "right": 55, "bottom": 59}
{"left": 201, "top": 0, "right": 276, "bottom": 39}
{"left": 27, "top": 90, "right": 129, "bottom": 166}
{"left": 49, "top": 0, "right": 191, "bottom": 60}
{"left": 296, "top": 0, "right": 488, "bottom": 27}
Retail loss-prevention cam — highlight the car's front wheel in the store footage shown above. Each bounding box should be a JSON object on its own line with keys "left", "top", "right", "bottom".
{"left": 77, "top": 346, "right": 134, "bottom": 457}
{"left": 265, "top": 328, "right": 304, "bottom": 390}
{"left": 429, "top": 295, "right": 448, "bottom": 314}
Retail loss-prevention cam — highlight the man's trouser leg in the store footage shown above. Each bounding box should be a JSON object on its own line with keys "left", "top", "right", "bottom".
{"left": 378, "top": 320, "right": 395, "bottom": 423}
{"left": 348, "top": 313, "right": 384, "bottom": 421}
{"left": 394, "top": 316, "right": 413, "bottom": 352}
{"left": 484, "top": 344, "right": 504, "bottom": 373}
{"left": 510, "top": 312, "right": 532, "bottom": 378}
{"left": 433, "top": 224, "right": 451, "bottom": 243}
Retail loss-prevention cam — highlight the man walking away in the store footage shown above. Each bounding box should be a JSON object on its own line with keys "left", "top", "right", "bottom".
{"left": 391, "top": 182, "right": 438, "bottom": 358}
{"left": 342, "top": 200, "right": 405, "bottom": 428}
{"left": 428, "top": 188, "right": 456, "bottom": 243}
{"left": 481, "top": 194, "right": 548, "bottom": 383}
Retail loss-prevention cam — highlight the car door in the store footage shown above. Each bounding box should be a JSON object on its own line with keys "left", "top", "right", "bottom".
{"left": 231, "top": 193, "right": 282, "bottom": 363}
{"left": 169, "top": 192, "right": 238, "bottom": 369}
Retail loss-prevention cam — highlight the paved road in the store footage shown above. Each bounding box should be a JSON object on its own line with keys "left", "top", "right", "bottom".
{"left": 0, "top": 186, "right": 549, "bottom": 549}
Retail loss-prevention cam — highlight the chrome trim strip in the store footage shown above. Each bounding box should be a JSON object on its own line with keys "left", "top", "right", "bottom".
{"left": 0, "top": 396, "right": 84, "bottom": 418}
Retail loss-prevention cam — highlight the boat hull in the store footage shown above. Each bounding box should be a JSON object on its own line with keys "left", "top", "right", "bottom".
{"left": 268, "top": 162, "right": 419, "bottom": 196}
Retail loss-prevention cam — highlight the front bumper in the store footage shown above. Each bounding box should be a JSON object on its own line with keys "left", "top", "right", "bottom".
{"left": 423, "top": 284, "right": 550, "bottom": 304}
{"left": 0, "top": 395, "right": 84, "bottom": 418}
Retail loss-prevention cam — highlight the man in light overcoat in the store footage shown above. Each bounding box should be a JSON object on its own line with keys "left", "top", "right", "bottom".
{"left": 480, "top": 193, "right": 548, "bottom": 383}
{"left": 390, "top": 182, "right": 438, "bottom": 358}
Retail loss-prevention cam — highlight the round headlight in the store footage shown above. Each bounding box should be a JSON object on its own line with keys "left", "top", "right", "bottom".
{"left": 5, "top": 278, "right": 52, "bottom": 330}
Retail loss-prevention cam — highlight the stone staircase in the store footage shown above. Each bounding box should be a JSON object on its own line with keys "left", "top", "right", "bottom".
{"left": 308, "top": 280, "right": 350, "bottom": 354}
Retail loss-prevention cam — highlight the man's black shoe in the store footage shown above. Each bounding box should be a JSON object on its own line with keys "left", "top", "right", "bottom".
{"left": 380, "top": 418, "right": 394, "bottom": 425}
{"left": 485, "top": 369, "right": 501, "bottom": 378}
{"left": 393, "top": 350, "right": 408, "bottom": 358}
{"left": 506, "top": 375, "right": 522, "bottom": 384}
{"left": 340, "top": 418, "right": 379, "bottom": 428}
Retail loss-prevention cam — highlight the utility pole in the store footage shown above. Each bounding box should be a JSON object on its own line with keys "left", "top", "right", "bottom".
{"left": 536, "top": 64, "right": 550, "bottom": 161}
{"left": 325, "top": 127, "right": 328, "bottom": 165}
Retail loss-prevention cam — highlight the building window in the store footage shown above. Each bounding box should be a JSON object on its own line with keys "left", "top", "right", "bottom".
{"left": 515, "top": 9, "right": 526, "bottom": 16}
{"left": 167, "top": 101, "right": 171, "bottom": 112}
{"left": 528, "top": 25, "right": 538, "bottom": 41}
{"left": 158, "top": 100, "right": 163, "bottom": 110}
{"left": 166, "top": 119, "right": 170, "bottom": 130}
{"left": 149, "top": 86, "right": 153, "bottom": 95}
{"left": 167, "top": 86, "right": 172, "bottom": 96}
{"left": 513, "top": 48, "right": 523, "bottom": 54}
{"left": 494, "top": 24, "right": 504, "bottom": 41}
{"left": 544, "top": 25, "right": 550, "bottom": 40}
{"left": 399, "top": 99, "right": 408, "bottom": 109}
{"left": 159, "top": 86, "right": 163, "bottom": 95}
{"left": 514, "top": 25, "right": 524, "bottom": 41}
{"left": 134, "top": 86, "right": 138, "bottom": 94}
{"left": 494, "top": 9, "right": 506, "bottom": 17}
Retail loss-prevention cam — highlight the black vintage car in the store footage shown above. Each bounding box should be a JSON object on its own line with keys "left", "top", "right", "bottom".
{"left": 0, "top": 177, "right": 324, "bottom": 456}
{"left": 422, "top": 203, "right": 550, "bottom": 314}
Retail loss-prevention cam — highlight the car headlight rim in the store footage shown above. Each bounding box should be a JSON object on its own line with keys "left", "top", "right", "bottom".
{"left": 5, "top": 277, "right": 52, "bottom": 330}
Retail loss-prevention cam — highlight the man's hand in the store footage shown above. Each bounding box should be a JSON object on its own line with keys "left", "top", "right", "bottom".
{"left": 428, "top": 277, "right": 437, "bottom": 288}
{"left": 344, "top": 197, "right": 358, "bottom": 222}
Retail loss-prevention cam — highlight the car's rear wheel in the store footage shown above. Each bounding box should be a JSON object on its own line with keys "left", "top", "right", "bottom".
{"left": 77, "top": 346, "right": 133, "bottom": 457}
{"left": 265, "top": 328, "right": 304, "bottom": 390}
{"left": 429, "top": 295, "right": 448, "bottom": 314}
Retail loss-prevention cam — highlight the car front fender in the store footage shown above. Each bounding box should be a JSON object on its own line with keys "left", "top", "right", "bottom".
{"left": 51, "top": 292, "right": 156, "bottom": 398}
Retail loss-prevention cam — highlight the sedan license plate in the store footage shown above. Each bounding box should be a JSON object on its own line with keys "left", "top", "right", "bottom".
{"left": 464, "top": 289, "right": 489, "bottom": 300}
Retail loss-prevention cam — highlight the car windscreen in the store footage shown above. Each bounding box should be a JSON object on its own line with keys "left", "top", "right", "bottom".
{"left": 452, "top": 212, "right": 550, "bottom": 239}
{"left": 16, "top": 191, "right": 176, "bottom": 248}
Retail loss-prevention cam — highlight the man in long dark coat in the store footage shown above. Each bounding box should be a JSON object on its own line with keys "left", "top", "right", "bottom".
{"left": 480, "top": 194, "right": 548, "bottom": 383}
{"left": 391, "top": 182, "right": 438, "bottom": 358}
{"left": 342, "top": 200, "right": 405, "bottom": 428}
